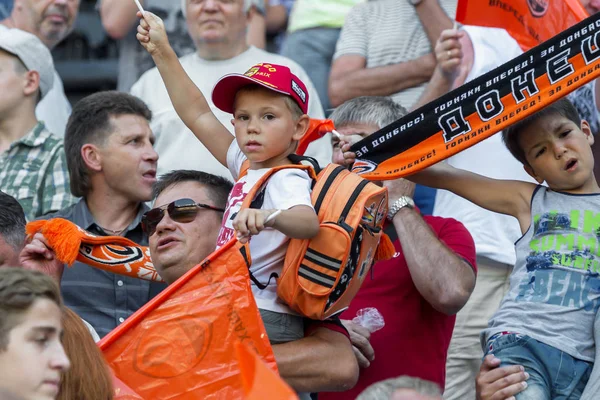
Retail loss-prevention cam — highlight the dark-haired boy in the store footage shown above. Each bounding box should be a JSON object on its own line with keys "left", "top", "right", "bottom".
{"left": 404, "top": 98, "right": 600, "bottom": 399}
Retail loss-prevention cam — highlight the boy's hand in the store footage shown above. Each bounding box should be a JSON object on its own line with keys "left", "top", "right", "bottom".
{"left": 136, "top": 11, "right": 171, "bottom": 57}
{"left": 233, "top": 208, "right": 279, "bottom": 243}
{"left": 434, "top": 28, "right": 466, "bottom": 84}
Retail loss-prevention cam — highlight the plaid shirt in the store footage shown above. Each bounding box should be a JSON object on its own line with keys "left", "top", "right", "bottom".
{"left": 0, "top": 122, "right": 75, "bottom": 221}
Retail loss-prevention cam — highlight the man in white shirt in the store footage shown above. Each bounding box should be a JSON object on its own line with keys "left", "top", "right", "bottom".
{"left": 0, "top": 0, "right": 79, "bottom": 137}
{"left": 131, "top": 0, "right": 329, "bottom": 180}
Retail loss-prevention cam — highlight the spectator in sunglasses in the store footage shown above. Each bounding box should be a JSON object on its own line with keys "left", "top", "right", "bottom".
{"left": 38, "top": 91, "right": 167, "bottom": 340}
{"left": 143, "top": 169, "right": 359, "bottom": 396}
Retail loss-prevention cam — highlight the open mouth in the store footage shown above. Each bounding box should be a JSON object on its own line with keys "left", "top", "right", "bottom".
{"left": 157, "top": 237, "right": 177, "bottom": 249}
{"left": 143, "top": 171, "right": 157, "bottom": 179}
{"left": 565, "top": 159, "right": 578, "bottom": 171}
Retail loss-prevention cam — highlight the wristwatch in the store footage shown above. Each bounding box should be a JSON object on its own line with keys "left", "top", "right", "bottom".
{"left": 387, "top": 196, "right": 415, "bottom": 221}
{"left": 407, "top": 0, "right": 423, "bottom": 5}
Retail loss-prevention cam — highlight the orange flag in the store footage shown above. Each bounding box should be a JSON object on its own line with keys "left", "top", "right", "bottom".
{"left": 99, "top": 239, "right": 277, "bottom": 399}
{"left": 236, "top": 342, "right": 298, "bottom": 400}
{"left": 296, "top": 119, "right": 335, "bottom": 156}
{"left": 456, "top": 0, "right": 588, "bottom": 50}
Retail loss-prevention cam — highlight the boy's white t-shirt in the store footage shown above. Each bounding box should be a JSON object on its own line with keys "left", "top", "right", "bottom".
{"left": 215, "top": 140, "right": 313, "bottom": 315}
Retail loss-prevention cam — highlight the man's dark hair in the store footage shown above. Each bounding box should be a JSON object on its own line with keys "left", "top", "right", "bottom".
{"left": 153, "top": 170, "right": 233, "bottom": 209}
{"left": 0, "top": 191, "right": 26, "bottom": 250}
{"left": 65, "top": 91, "right": 153, "bottom": 198}
{"left": 502, "top": 98, "right": 581, "bottom": 165}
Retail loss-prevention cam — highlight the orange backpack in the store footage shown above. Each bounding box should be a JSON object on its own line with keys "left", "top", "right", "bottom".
{"left": 239, "top": 157, "right": 394, "bottom": 320}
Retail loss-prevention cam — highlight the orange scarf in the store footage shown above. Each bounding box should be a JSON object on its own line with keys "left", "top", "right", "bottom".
{"left": 26, "top": 218, "right": 163, "bottom": 282}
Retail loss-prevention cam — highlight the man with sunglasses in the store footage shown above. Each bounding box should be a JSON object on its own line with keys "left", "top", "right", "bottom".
{"left": 144, "top": 169, "right": 359, "bottom": 395}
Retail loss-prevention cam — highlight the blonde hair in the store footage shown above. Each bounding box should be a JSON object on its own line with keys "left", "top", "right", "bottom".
{"left": 235, "top": 85, "right": 304, "bottom": 120}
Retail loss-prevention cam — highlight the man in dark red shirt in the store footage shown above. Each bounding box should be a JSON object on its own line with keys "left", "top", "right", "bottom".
{"left": 322, "top": 96, "right": 477, "bottom": 398}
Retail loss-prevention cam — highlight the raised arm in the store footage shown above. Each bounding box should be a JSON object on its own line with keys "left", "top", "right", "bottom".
{"left": 136, "top": 12, "right": 233, "bottom": 166}
{"left": 411, "top": 28, "right": 470, "bottom": 111}
{"left": 99, "top": 0, "right": 140, "bottom": 39}
{"left": 408, "top": 163, "right": 536, "bottom": 232}
{"left": 414, "top": 0, "right": 455, "bottom": 48}
{"left": 385, "top": 179, "right": 476, "bottom": 315}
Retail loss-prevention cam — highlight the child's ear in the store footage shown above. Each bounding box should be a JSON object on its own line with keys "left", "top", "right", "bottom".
{"left": 292, "top": 114, "right": 310, "bottom": 141}
{"left": 524, "top": 163, "right": 544, "bottom": 185}
{"left": 580, "top": 120, "right": 594, "bottom": 146}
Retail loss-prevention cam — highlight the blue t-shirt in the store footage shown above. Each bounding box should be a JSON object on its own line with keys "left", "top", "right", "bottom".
{"left": 0, "top": 0, "right": 13, "bottom": 19}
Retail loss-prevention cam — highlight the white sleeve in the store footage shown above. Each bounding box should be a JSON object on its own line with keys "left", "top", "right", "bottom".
{"left": 264, "top": 169, "right": 313, "bottom": 211}
{"left": 226, "top": 140, "right": 247, "bottom": 181}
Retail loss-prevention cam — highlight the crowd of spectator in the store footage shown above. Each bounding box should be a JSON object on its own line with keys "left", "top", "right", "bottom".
{"left": 1, "top": 0, "right": 600, "bottom": 399}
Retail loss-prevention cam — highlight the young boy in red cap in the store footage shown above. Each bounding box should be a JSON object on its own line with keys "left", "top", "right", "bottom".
{"left": 136, "top": 12, "right": 320, "bottom": 344}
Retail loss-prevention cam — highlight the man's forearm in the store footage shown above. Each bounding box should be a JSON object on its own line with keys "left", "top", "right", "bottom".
{"left": 392, "top": 207, "right": 475, "bottom": 315}
{"left": 410, "top": 68, "right": 454, "bottom": 111}
{"left": 414, "top": 0, "right": 454, "bottom": 48}
{"left": 100, "top": 0, "right": 141, "bottom": 39}
{"left": 329, "top": 54, "right": 435, "bottom": 107}
{"left": 273, "top": 329, "right": 358, "bottom": 393}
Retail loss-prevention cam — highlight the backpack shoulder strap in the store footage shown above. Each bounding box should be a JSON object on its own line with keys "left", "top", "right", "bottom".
{"left": 240, "top": 164, "right": 315, "bottom": 209}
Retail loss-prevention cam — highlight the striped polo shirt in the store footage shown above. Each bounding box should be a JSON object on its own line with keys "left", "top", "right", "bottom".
{"left": 334, "top": 0, "right": 458, "bottom": 109}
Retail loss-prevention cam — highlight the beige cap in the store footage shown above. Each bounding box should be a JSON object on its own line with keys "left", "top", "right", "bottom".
{"left": 0, "top": 28, "right": 55, "bottom": 99}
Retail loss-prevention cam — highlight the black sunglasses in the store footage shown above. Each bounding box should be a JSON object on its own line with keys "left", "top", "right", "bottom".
{"left": 142, "top": 198, "right": 225, "bottom": 236}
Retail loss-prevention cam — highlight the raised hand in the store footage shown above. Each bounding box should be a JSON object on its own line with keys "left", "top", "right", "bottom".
{"left": 135, "top": 11, "right": 171, "bottom": 57}
{"left": 434, "top": 28, "right": 466, "bottom": 84}
{"left": 19, "top": 233, "right": 64, "bottom": 284}
{"left": 334, "top": 140, "right": 356, "bottom": 167}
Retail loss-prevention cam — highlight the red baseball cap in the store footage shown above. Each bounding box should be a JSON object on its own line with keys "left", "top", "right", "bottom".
{"left": 212, "top": 63, "right": 309, "bottom": 115}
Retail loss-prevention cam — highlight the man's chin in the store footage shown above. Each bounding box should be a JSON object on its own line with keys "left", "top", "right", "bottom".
{"left": 155, "top": 262, "right": 184, "bottom": 285}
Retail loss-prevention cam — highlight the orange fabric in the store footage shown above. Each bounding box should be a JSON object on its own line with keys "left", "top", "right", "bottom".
{"left": 350, "top": 13, "right": 600, "bottom": 181}
{"left": 112, "top": 374, "right": 143, "bottom": 399}
{"left": 456, "top": 0, "right": 587, "bottom": 51}
{"left": 26, "top": 219, "right": 163, "bottom": 282}
{"left": 296, "top": 119, "right": 335, "bottom": 156}
{"left": 277, "top": 164, "right": 388, "bottom": 319}
{"left": 99, "top": 238, "right": 277, "bottom": 399}
{"left": 236, "top": 342, "right": 298, "bottom": 400}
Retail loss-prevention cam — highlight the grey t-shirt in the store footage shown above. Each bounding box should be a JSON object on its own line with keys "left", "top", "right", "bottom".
{"left": 483, "top": 186, "right": 600, "bottom": 362}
